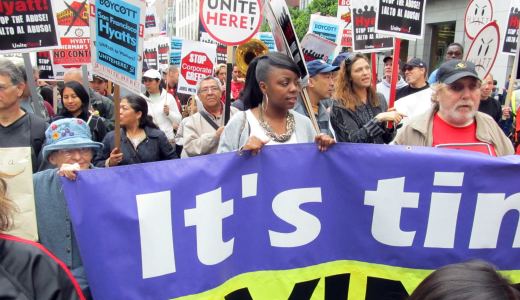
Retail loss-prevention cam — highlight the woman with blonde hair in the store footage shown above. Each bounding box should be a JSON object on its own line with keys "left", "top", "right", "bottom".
{"left": 330, "top": 53, "right": 404, "bottom": 143}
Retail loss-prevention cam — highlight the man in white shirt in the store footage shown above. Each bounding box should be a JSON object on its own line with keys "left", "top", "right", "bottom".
{"left": 141, "top": 69, "right": 182, "bottom": 143}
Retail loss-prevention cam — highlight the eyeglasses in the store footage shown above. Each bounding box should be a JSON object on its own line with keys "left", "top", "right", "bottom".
{"left": 198, "top": 86, "right": 220, "bottom": 94}
{"left": 0, "top": 84, "right": 15, "bottom": 93}
{"left": 447, "top": 81, "right": 481, "bottom": 92}
{"left": 57, "top": 148, "right": 93, "bottom": 158}
{"left": 403, "top": 66, "right": 416, "bottom": 72}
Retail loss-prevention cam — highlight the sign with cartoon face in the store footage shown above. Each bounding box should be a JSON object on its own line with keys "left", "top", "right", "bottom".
{"left": 464, "top": 0, "right": 493, "bottom": 40}
{"left": 465, "top": 21, "right": 500, "bottom": 79}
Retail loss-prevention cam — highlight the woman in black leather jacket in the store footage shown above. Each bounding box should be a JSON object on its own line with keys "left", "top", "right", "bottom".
{"left": 94, "top": 94, "right": 177, "bottom": 167}
{"left": 0, "top": 175, "right": 85, "bottom": 299}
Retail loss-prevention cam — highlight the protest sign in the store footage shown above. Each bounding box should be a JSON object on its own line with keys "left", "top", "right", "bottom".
{"left": 375, "top": 0, "right": 426, "bottom": 40}
{"left": 0, "top": 0, "right": 60, "bottom": 53}
{"left": 199, "top": 0, "right": 262, "bottom": 46}
{"left": 143, "top": 38, "right": 158, "bottom": 70}
{"left": 89, "top": 0, "right": 145, "bottom": 94}
{"left": 465, "top": 21, "right": 500, "bottom": 79}
{"left": 338, "top": 0, "right": 353, "bottom": 47}
{"left": 199, "top": 22, "right": 227, "bottom": 64}
{"left": 157, "top": 36, "right": 170, "bottom": 70}
{"left": 309, "top": 14, "right": 342, "bottom": 45}
{"left": 62, "top": 144, "right": 520, "bottom": 300}
{"left": 464, "top": 0, "right": 493, "bottom": 40}
{"left": 301, "top": 33, "right": 337, "bottom": 62}
{"left": 144, "top": 3, "right": 160, "bottom": 37}
{"left": 178, "top": 40, "right": 216, "bottom": 95}
{"left": 264, "top": 0, "right": 308, "bottom": 79}
{"left": 36, "top": 51, "right": 55, "bottom": 80}
{"left": 0, "top": 148, "right": 37, "bottom": 241}
{"left": 52, "top": 0, "right": 91, "bottom": 66}
{"left": 351, "top": 0, "right": 394, "bottom": 52}
{"left": 170, "top": 37, "right": 183, "bottom": 66}
{"left": 502, "top": 0, "right": 520, "bottom": 55}
{"left": 255, "top": 32, "right": 277, "bottom": 52}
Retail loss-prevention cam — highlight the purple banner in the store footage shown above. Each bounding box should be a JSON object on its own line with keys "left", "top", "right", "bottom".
{"left": 62, "top": 144, "right": 520, "bottom": 299}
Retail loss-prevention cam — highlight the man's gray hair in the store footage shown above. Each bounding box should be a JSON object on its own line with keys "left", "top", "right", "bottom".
{"left": 0, "top": 58, "right": 25, "bottom": 85}
{"left": 196, "top": 76, "right": 222, "bottom": 94}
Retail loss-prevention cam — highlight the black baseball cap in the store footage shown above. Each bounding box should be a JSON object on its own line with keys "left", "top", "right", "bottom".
{"left": 436, "top": 60, "right": 479, "bottom": 84}
{"left": 403, "top": 58, "right": 427, "bottom": 71}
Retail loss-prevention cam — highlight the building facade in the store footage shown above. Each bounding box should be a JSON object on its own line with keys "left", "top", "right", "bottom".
{"left": 175, "top": 0, "right": 199, "bottom": 41}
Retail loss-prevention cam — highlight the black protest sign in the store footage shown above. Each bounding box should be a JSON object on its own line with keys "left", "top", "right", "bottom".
{"left": 351, "top": 0, "right": 393, "bottom": 52}
{"left": 502, "top": 1, "right": 520, "bottom": 55}
{"left": 265, "top": 0, "right": 307, "bottom": 79}
{"left": 143, "top": 48, "right": 158, "bottom": 70}
{"left": 0, "top": 0, "right": 59, "bottom": 53}
{"left": 376, "top": 0, "right": 426, "bottom": 39}
{"left": 36, "top": 51, "right": 54, "bottom": 80}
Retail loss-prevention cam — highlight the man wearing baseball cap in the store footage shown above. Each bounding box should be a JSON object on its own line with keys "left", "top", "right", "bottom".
{"left": 396, "top": 58, "right": 429, "bottom": 101}
{"left": 393, "top": 60, "right": 514, "bottom": 156}
{"left": 294, "top": 60, "right": 339, "bottom": 137}
{"left": 376, "top": 54, "right": 407, "bottom": 104}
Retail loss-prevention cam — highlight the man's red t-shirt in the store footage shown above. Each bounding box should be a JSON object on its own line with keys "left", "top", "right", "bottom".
{"left": 432, "top": 113, "right": 496, "bottom": 156}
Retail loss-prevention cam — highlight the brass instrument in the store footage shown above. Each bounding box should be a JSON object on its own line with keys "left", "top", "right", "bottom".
{"left": 235, "top": 39, "right": 269, "bottom": 75}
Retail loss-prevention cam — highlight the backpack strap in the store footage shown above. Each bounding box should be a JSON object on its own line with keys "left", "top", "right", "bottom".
{"left": 199, "top": 111, "right": 220, "bottom": 130}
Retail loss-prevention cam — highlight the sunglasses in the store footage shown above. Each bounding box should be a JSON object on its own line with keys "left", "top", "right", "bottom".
{"left": 447, "top": 81, "right": 481, "bottom": 92}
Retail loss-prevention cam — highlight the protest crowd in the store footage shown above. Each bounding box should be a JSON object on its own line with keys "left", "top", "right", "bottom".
{"left": 1, "top": 0, "right": 520, "bottom": 299}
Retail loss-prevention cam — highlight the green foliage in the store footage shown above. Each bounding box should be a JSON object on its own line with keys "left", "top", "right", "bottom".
{"left": 260, "top": 0, "right": 338, "bottom": 41}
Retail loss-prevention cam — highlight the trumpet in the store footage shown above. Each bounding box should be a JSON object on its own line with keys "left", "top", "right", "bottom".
{"left": 235, "top": 38, "right": 269, "bottom": 75}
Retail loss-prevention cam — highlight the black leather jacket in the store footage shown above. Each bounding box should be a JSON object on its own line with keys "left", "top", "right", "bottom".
{"left": 0, "top": 233, "right": 84, "bottom": 299}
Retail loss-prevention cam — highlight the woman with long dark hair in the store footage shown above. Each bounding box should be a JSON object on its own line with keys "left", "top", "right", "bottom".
{"left": 218, "top": 52, "right": 334, "bottom": 153}
{"left": 94, "top": 94, "right": 177, "bottom": 166}
{"left": 56, "top": 80, "right": 107, "bottom": 143}
{"left": 330, "top": 53, "right": 404, "bottom": 144}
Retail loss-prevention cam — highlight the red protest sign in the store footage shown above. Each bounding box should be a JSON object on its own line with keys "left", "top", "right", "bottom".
{"left": 181, "top": 51, "right": 214, "bottom": 86}
{"left": 199, "top": 0, "right": 262, "bottom": 46}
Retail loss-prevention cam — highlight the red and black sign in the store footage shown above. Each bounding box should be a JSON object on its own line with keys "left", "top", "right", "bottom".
{"left": 37, "top": 51, "right": 55, "bottom": 80}
{"left": 0, "top": 0, "right": 59, "bottom": 53}
{"left": 352, "top": 5, "right": 393, "bottom": 51}
{"left": 376, "top": 0, "right": 425, "bottom": 39}
{"left": 503, "top": 5, "right": 520, "bottom": 55}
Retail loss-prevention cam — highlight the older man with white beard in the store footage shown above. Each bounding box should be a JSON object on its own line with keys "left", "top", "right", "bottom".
{"left": 393, "top": 60, "right": 513, "bottom": 156}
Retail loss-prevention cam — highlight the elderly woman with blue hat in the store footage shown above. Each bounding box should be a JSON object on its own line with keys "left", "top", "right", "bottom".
{"left": 33, "top": 118, "right": 102, "bottom": 298}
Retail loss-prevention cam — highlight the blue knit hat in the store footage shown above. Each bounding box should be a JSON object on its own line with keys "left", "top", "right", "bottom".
{"left": 42, "top": 118, "right": 103, "bottom": 161}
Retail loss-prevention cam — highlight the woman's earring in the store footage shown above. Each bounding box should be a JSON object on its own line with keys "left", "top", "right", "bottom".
{"left": 263, "top": 93, "right": 269, "bottom": 112}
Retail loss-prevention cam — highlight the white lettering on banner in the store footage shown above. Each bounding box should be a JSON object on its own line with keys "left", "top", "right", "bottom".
{"left": 184, "top": 187, "right": 235, "bottom": 265}
{"left": 136, "top": 191, "right": 176, "bottom": 279}
{"left": 364, "top": 177, "right": 419, "bottom": 247}
{"left": 470, "top": 193, "right": 520, "bottom": 248}
{"left": 269, "top": 188, "right": 322, "bottom": 247}
{"left": 136, "top": 172, "right": 520, "bottom": 279}
{"left": 424, "top": 172, "right": 464, "bottom": 248}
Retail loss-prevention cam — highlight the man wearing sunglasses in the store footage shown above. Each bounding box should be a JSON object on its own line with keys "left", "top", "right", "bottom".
{"left": 393, "top": 60, "right": 514, "bottom": 156}
{"left": 428, "top": 43, "right": 464, "bottom": 85}
{"left": 396, "top": 58, "right": 429, "bottom": 101}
